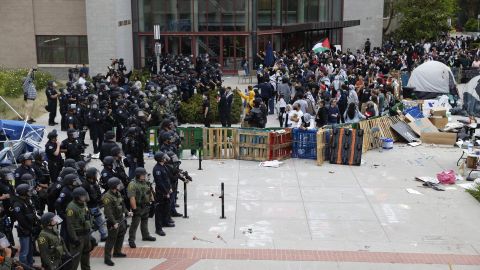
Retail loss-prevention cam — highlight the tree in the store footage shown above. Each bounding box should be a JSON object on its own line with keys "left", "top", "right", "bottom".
{"left": 464, "top": 18, "right": 478, "bottom": 32}
{"left": 394, "top": 0, "right": 458, "bottom": 41}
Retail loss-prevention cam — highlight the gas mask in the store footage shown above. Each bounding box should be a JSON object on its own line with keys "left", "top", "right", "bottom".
{"left": 52, "top": 215, "right": 63, "bottom": 225}
{"left": 73, "top": 132, "right": 79, "bottom": 139}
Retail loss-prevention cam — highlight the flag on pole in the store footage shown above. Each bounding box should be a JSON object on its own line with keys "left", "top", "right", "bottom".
{"left": 312, "top": 38, "right": 331, "bottom": 53}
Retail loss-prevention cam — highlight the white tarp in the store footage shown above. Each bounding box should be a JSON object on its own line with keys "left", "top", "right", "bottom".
{"left": 407, "top": 61, "right": 456, "bottom": 94}
{"left": 461, "top": 75, "right": 480, "bottom": 116}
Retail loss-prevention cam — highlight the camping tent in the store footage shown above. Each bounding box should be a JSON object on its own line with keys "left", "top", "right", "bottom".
{"left": 407, "top": 61, "right": 458, "bottom": 99}
{"left": 462, "top": 75, "right": 480, "bottom": 117}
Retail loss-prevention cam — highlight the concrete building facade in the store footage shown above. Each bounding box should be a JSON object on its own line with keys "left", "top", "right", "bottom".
{"left": 0, "top": 0, "right": 384, "bottom": 78}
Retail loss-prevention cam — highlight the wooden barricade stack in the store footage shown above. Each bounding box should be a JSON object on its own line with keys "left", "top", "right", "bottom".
{"left": 202, "top": 128, "right": 237, "bottom": 159}
{"left": 236, "top": 128, "right": 292, "bottom": 161}
{"left": 359, "top": 116, "right": 402, "bottom": 152}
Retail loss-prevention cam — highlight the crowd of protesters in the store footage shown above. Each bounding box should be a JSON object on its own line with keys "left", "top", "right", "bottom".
{"left": 237, "top": 35, "right": 480, "bottom": 129}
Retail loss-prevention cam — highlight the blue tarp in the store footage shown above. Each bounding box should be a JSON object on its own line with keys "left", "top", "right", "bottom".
{"left": 0, "top": 120, "right": 44, "bottom": 164}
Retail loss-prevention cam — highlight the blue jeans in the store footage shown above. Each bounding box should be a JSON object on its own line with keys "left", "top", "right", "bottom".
{"left": 19, "top": 236, "right": 33, "bottom": 267}
{"left": 90, "top": 207, "right": 108, "bottom": 239}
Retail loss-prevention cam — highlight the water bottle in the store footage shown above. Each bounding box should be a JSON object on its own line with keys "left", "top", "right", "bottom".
{"left": 468, "top": 141, "right": 473, "bottom": 153}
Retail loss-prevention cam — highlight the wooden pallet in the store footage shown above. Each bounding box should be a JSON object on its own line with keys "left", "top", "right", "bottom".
{"left": 236, "top": 129, "right": 292, "bottom": 161}
{"left": 202, "top": 128, "right": 236, "bottom": 159}
{"left": 316, "top": 130, "right": 329, "bottom": 166}
{"left": 359, "top": 116, "right": 402, "bottom": 152}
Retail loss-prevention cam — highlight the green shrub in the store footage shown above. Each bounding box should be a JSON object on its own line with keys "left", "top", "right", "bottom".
{"left": 466, "top": 184, "right": 480, "bottom": 203}
{"left": 464, "top": 18, "right": 479, "bottom": 32}
{"left": 131, "top": 69, "right": 151, "bottom": 87}
{"left": 178, "top": 89, "right": 242, "bottom": 124}
{"left": 0, "top": 68, "right": 55, "bottom": 97}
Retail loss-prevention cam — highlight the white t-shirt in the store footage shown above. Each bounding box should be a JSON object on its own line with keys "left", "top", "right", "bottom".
{"left": 289, "top": 110, "right": 304, "bottom": 128}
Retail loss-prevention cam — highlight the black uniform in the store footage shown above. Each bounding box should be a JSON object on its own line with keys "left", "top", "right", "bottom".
{"left": 100, "top": 168, "right": 116, "bottom": 191}
{"left": 13, "top": 196, "right": 40, "bottom": 267}
{"left": 31, "top": 161, "right": 50, "bottom": 213}
{"left": 14, "top": 166, "right": 36, "bottom": 187}
{"left": 46, "top": 87, "right": 58, "bottom": 125}
{"left": 60, "top": 138, "right": 83, "bottom": 161}
{"left": 87, "top": 108, "right": 103, "bottom": 153}
{"left": 45, "top": 141, "right": 63, "bottom": 188}
{"left": 99, "top": 140, "right": 119, "bottom": 162}
{"left": 0, "top": 182, "right": 15, "bottom": 246}
{"left": 153, "top": 163, "right": 171, "bottom": 231}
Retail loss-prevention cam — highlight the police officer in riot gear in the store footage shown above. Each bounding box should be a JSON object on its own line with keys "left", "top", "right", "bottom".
{"left": 45, "top": 80, "right": 59, "bottom": 126}
{"left": 45, "top": 129, "right": 63, "bottom": 190}
{"left": 127, "top": 167, "right": 156, "bottom": 248}
{"left": 102, "top": 178, "right": 132, "bottom": 266}
{"left": 99, "top": 131, "right": 118, "bottom": 162}
{"left": 13, "top": 184, "right": 40, "bottom": 268}
{"left": 60, "top": 128, "right": 83, "bottom": 161}
{"left": 83, "top": 167, "right": 107, "bottom": 242}
{"left": 153, "top": 152, "right": 173, "bottom": 236}
{"left": 32, "top": 150, "right": 50, "bottom": 214}
{"left": 14, "top": 153, "right": 36, "bottom": 187}
{"left": 37, "top": 212, "right": 70, "bottom": 270}
{"left": 100, "top": 156, "right": 116, "bottom": 192}
{"left": 65, "top": 187, "right": 92, "bottom": 270}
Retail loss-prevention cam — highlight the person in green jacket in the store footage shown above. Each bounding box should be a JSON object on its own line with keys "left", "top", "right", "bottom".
{"left": 102, "top": 178, "right": 132, "bottom": 266}
{"left": 66, "top": 187, "right": 92, "bottom": 270}
{"left": 37, "top": 212, "right": 70, "bottom": 270}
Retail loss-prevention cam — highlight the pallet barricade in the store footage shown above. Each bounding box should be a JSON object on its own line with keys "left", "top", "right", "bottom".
{"left": 236, "top": 128, "right": 292, "bottom": 161}
{"left": 177, "top": 127, "right": 203, "bottom": 153}
{"left": 292, "top": 128, "right": 318, "bottom": 159}
{"left": 329, "top": 128, "right": 364, "bottom": 166}
{"left": 202, "top": 128, "right": 237, "bottom": 159}
{"left": 359, "top": 116, "right": 402, "bottom": 152}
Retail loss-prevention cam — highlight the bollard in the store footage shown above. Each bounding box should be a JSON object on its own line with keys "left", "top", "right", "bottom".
{"left": 198, "top": 142, "right": 203, "bottom": 170}
{"left": 183, "top": 180, "right": 189, "bottom": 218}
{"left": 220, "top": 182, "right": 226, "bottom": 219}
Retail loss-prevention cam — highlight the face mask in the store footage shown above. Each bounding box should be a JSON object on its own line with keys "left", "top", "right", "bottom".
{"left": 73, "top": 132, "right": 79, "bottom": 138}
{"left": 117, "top": 183, "right": 125, "bottom": 191}
{"left": 4, "top": 173, "right": 14, "bottom": 182}
{"left": 52, "top": 215, "right": 63, "bottom": 225}
{"left": 0, "top": 237, "right": 10, "bottom": 248}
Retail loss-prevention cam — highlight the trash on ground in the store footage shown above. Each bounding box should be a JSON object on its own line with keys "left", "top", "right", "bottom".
{"left": 217, "top": 234, "right": 227, "bottom": 244}
{"left": 406, "top": 188, "right": 423, "bottom": 195}
{"left": 329, "top": 171, "right": 335, "bottom": 174}
{"left": 408, "top": 142, "right": 422, "bottom": 147}
{"left": 259, "top": 160, "right": 283, "bottom": 168}
{"left": 436, "top": 170, "right": 456, "bottom": 185}
{"left": 192, "top": 235, "right": 214, "bottom": 243}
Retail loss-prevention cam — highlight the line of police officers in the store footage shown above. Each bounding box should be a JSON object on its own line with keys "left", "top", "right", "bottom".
{"left": 1, "top": 85, "right": 193, "bottom": 269}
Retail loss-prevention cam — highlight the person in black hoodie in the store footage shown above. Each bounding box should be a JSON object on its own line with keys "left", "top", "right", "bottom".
{"left": 315, "top": 100, "right": 328, "bottom": 128}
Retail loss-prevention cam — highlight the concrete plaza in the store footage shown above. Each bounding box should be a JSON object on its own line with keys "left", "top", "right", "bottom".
{"left": 16, "top": 78, "right": 480, "bottom": 269}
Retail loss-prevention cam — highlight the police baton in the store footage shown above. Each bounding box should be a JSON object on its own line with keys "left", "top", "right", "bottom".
{"left": 95, "top": 215, "right": 131, "bottom": 231}
{"left": 54, "top": 252, "right": 80, "bottom": 270}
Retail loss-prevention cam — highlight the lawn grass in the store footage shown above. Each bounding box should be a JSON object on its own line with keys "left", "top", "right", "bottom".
{"left": 0, "top": 92, "right": 48, "bottom": 120}
{"left": 466, "top": 184, "right": 480, "bottom": 203}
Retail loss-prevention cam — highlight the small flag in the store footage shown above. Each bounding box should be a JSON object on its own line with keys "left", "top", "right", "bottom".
{"left": 312, "top": 38, "right": 331, "bottom": 53}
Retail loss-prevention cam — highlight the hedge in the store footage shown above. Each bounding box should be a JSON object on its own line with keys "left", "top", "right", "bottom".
{"left": 0, "top": 68, "right": 55, "bottom": 97}
{"left": 178, "top": 89, "right": 243, "bottom": 124}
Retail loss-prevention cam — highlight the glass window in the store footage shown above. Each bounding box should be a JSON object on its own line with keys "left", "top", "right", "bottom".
{"left": 332, "top": 0, "right": 342, "bottom": 21}
{"left": 235, "top": 0, "right": 247, "bottom": 31}
{"left": 36, "top": 35, "right": 88, "bottom": 64}
{"left": 319, "top": 0, "right": 328, "bottom": 21}
{"left": 306, "top": 0, "right": 319, "bottom": 22}
{"left": 258, "top": 0, "right": 272, "bottom": 29}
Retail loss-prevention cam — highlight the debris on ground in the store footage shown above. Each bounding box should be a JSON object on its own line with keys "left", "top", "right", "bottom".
{"left": 217, "top": 234, "right": 227, "bottom": 244}
{"left": 415, "top": 177, "right": 445, "bottom": 191}
{"left": 406, "top": 188, "right": 423, "bottom": 195}
{"left": 259, "top": 160, "right": 283, "bottom": 168}
{"left": 192, "top": 235, "right": 214, "bottom": 243}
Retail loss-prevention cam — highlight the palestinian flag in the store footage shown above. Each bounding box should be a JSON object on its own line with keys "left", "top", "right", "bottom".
{"left": 312, "top": 38, "right": 330, "bottom": 53}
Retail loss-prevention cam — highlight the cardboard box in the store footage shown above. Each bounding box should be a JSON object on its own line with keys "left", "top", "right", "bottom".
{"left": 408, "top": 118, "right": 439, "bottom": 136}
{"left": 420, "top": 132, "right": 456, "bottom": 145}
{"left": 431, "top": 107, "right": 447, "bottom": 117}
{"left": 429, "top": 117, "right": 448, "bottom": 129}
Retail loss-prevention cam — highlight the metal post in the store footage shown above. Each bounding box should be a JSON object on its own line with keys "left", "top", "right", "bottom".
{"left": 183, "top": 180, "right": 189, "bottom": 218}
{"left": 198, "top": 142, "right": 203, "bottom": 170}
{"left": 220, "top": 182, "right": 226, "bottom": 219}
{"left": 154, "top": 24, "right": 161, "bottom": 75}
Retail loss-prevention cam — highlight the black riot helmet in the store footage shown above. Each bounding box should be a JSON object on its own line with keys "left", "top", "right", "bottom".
{"left": 86, "top": 167, "right": 98, "bottom": 179}
{"left": 47, "top": 129, "right": 58, "bottom": 140}
{"left": 16, "top": 184, "right": 33, "bottom": 197}
{"left": 103, "top": 156, "right": 114, "bottom": 167}
{"left": 135, "top": 167, "right": 147, "bottom": 178}
{"left": 107, "top": 177, "right": 124, "bottom": 191}
{"left": 0, "top": 168, "right": 14, "bottom": 182}
{"left": 64, "top": 174, "right": 82, "bottom": 187}
{"left": 72, "top": 187, "right": 89, "bottom": 202}
{"left": 64, "top": 159, "right": 78, "bottom": 169}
